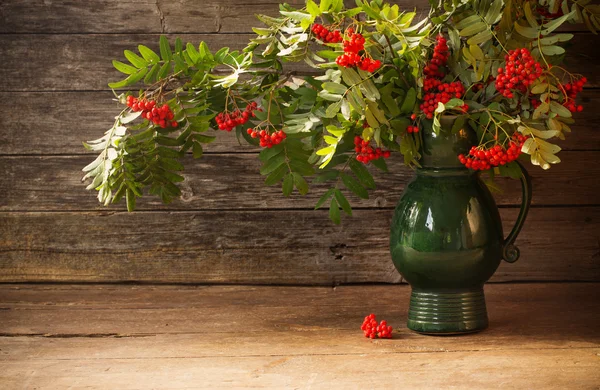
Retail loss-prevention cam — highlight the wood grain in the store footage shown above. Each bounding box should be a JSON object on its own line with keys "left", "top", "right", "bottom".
{"left": 0, "top": 0, "right": 587, "bottom": 34}
{"left": 0, "top": 284, "right": 598, "bottom": 388}
{"left": 1, "top": 33, "right": 598, "bottom": 92}
{"left": 1, "top": 90, "right": 599, "bottom": 155}
{"left": 1, "top": 152, "right": 599, "bottom": 213}
{"left": 1, "top": 349, "right": 598, "bottom": 389}
{"left": 0, "top": 0, "right": 426, "bottom": 34}
{"left": 0, "top": 208, "right": 598, "bottom": 283}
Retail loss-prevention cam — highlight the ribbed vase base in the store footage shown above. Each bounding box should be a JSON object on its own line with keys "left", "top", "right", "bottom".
{"left": 407, "top": 288, "right": 488, "bottom": 334}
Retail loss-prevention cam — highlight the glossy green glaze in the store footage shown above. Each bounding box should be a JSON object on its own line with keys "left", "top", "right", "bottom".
{"left": 390, "top": 117, "right": 532, "bottom": 334}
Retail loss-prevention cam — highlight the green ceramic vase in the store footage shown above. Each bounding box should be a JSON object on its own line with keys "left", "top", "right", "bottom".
{"left": 390, "top": 116, "right": 532, "bottom": 334}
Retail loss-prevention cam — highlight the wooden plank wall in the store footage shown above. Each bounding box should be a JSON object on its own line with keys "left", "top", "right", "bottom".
{"left": 0, "top": 0, "right": 599, "bottom": 284}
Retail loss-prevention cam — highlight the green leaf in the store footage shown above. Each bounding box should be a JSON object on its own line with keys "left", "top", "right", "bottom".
{"left": 329, "top": 198, "right": 341, "bottom": 225}
{"left": 459, "top": 21, "right": 487, "bottom": 36}
{"left": 138, "top": 45, "right": 160, "bottom": 63}
{"left": 199, "top": 41, "right": 214, "bottom": 60}
{"left": 539, "top": 33, "right": 573, "bottom": 45}
{"left": 549, "top": 101, "right": 572, "bottom": 117}
{"left": 156, "top": 135, "right": 185, "bottom": 146}
{"left": 542, "top": 10, "right": 575, "bottom": 35}
{"left": 124, "top": 50, "right": 148, "bottom": 68}
{"left": 320, "top": 0, "right": 332, "bottom": 12}
{"left": 455, "top": 15, "right": 481, "bottom": 30}
{"left": 514, "top": 22, "right": 539, "bottom": 39}
{"left": 540, "top": 45, "right": 565, "bottom": 56}
{"left": 159, "top": 36, "right": 172, "bottom": 61}
{"left": 484, "top": 0, "right": 504, "bottom": 24}
{"left": 157, "top": 61, "right": 171, "bottom": 80}
{"left": 325, "top": 100, "right": 343, "bottom": 118}
{"left": 186, "top": 43, "right": 201, "bottom": 63}
{"left": 282, "top": 173, "right": 294, "bottom": 196}
{"left": 498, "top": 162, "right": 522, "bottom": 179}
{"left": 367, "top": 101, "right": 387, "bottom": 125}
{"left": 370, "top": 157, "right": 388, "bottom": 172}
{"left": 192, "top": 142, "right": 203, "bottom": 158}
{"left": 193, "top": 134, "right": 217, "bottom": 143}
{"left": 400, "top": 87, "right": 416, "bottom": 114}
{"left": 215, "top": 47, "right": 230, "bottom": 63}
{"left": 279, "top": 10, "right": 312, "bottom": 22}
{"left": 365, "top": 106, "right": 379, "bottom": 128}
{"left": 306, "top": 0, "right": 321, "bottom": 16}
{"left": 319, "top": 91, "right": 343, "bottom": 102}
{"left": 340, "top": 67, "right": 363, "bottom": 86}
{"left": 144, "top": 63, "right": 159, "bottom": 84}
{"left": 533, "top": 101, "right": 549, "bottom": 119}
{"left": 531, "top": 83, "right": 548, "bottom": 94}
{"left": 348, "top": 159, "right": 375, "bottom": 189}
{"left": 108, "top": 67, "right": 148, "bottom": 89}
{"left": 323, "top": 82, "right": 347, "bottom": 94}
{"left": 467, "top": 29, "right": 493, "bottom": 45}
{"left": 316, "top": 50, "right": 342, "bottom": 59}
{"left": 175, "top": 38, "right": 183, "bottom": 53}
{"left": 524, "top": 1, "right": 539, "bottom": 27}
{"left": 264, "top": 164, "right": 287, "bottom": 186}
{"left": 469, "top": 44, "right": 485, "bottom": 60}
{"left": 341, "top": 173, "right": 369, "bottom": 199}
{"left": 292, "top": 172, "right": 309, "bottom": 195}
{"left": 260, "top": 153, "right": 286, "bottom": 175}
{"left": 112, "top": 60, "right": 138, "bottom": 75}
{"left": 334, "top": 189, "right": 352, "bottom": 216}
{"left": 315, "top": 188, "right": 335, "bottom": 209}
{"left": 126, "top": 188, "right": 136, "bottom": 212}
{"left": 259, "top": 143, "right": 284, "bottom": 162}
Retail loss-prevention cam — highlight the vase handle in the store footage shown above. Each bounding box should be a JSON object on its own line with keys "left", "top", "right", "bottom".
{"left": 503, "top": 161, "right": 532, "bottom": 263}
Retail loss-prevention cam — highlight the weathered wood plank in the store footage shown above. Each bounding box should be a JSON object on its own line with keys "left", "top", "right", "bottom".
{"left": 0, "top": 284, "right": 598, "bottom": 389}
{"left": 0, "top": 0, "right": 426, "bottom": 34}
{"left": 1, "top": 152, "right": 598, "bottom": 212}
{"left": 0, "top": 208, "right": 598, "bottom": 283}
{"left": 0, "top": 0, "right": 587, "bottom": 34}
{"left": 1, "top": 33, "right": 598, "bottom": 91}
{"left": 1, "top": 90, "right": 598, "bottom": 155}
{"left": 0, "top": 348, "right": 596, "bottom": 389}
{"left": 1, "top": 283, "right": 598, "bottom": 340}
{"left": 0, "top": 284, "right": 598, "bottom": 350}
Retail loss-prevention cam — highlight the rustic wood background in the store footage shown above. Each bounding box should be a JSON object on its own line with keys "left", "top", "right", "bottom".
{"left": 0, "top": 0, "right": 598, "bottom": 284}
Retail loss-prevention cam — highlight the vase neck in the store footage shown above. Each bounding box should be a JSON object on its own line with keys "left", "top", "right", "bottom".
{"left": 416, "top": 167, "right": 476, "bottom": 177}
{"left": 418, "top": 116, "right": 477, "bottom": 169}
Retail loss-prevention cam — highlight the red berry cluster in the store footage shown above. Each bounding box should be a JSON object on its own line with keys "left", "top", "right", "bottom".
{"left": 458, "top": 134, "right": 529, "bottom": 171}
{"left": 215, "top": 102, "right": 259, "bottom": 132}
{"left": 420, "top": 81, "right": 467, "bottom": 119}
{"left": 424, "top": 35, "right": 449, "bottom": 78}
{"left": 562, "top": 77, "right": 587, "bottom": 113}
{"left": 407, "top": 125, "right": 419, "bottom": 133}
{"left": 361, "top": 314, "right": 393, "bottom": 339}
{"left": 335, "top": 29, "right": 381, "bottom": 72}
{"left": 126, "top": 95, "right": 177, "bottom": 128}
{"left": 311, "top": 24, "right": 342, "bottom": 43}
{"left": 420, "top": 35, "right": 468, "bottom": 119}
{"left": 354, "top": 136, "right": 391, "bottom": 164}
{"left": 359, "top": 57, "right": 382, "bottom": 72}
{"left": 247, "top": 128, "right": 286, "bottom": 148}
{"left": 495, "top": 48, "right": 543, "bottom": 99}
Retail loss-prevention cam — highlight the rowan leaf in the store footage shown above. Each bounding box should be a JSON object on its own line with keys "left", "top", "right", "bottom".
{"left": 282, "top": 173, "right": 294, "bottom": 196}
{"left": 329, "top": 198, "right": 341, "bottom": 224}
{"left": 334, "top": 189, "right": 352, "bottom": 216}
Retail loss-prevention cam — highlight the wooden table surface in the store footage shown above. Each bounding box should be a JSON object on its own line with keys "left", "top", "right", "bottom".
{"left": 0, "top": 283, "right": 598, "bottom": 389}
